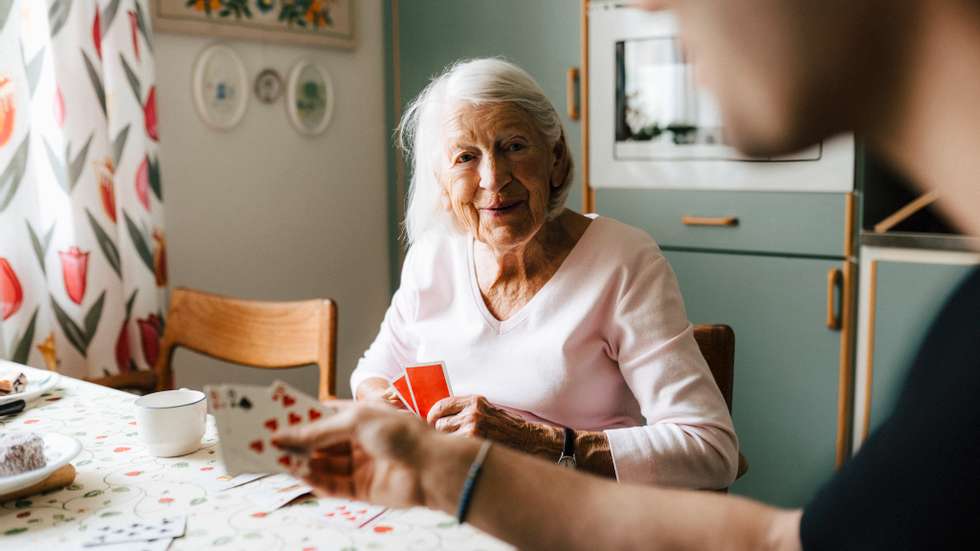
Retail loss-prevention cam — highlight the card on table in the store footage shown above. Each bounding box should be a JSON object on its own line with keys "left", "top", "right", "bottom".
{"left": 206, "top": 381, "right": 335, "bottom": 477}
{"left": 390, "top": 374, "right": 418, "bottom": 414}
{"left": 240, "top": 472, "right": 313, "bottom": 513}
{"left": 81, "top": 515, "right": 186, "bottom": 547}
{"left": 92, "top": 538, "right": 174, "bottom": 551}
{"left": 318, "top": 500, "right": 389, "bottom": 529}
{"left": 404, "top": 362, "right": 452, "bottom": 419}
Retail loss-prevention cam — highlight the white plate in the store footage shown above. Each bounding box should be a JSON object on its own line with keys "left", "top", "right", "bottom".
{"left": 0, "top": 361, "right": 61, "bottom": 406}
{"left": 0, "top": 432, "right": 82, "bottom": 496}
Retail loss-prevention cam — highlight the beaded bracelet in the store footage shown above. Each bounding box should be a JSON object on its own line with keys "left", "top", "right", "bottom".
{"left": 456, "top": 439, "right": 493, "bottom": 524}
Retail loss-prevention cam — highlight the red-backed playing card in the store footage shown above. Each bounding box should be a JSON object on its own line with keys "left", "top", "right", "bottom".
{"left": 404, "top": 362, "right": 452, "bottom": 419}
{"left": 390, "top": 374, "right": 419, "bottom": 415}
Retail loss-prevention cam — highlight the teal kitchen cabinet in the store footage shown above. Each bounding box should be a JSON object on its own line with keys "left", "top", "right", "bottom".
{"left": 597, "top": 187, "right": 854, "bottom": 506}
{"left": 852, "top": 247, "right": 979, "bottom": 451}
{"left": 663, "top": 249, "right": 848, "bottom": 507}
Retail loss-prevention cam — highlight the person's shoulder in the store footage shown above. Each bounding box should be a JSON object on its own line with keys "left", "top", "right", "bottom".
{"left": 586, "top": 215, "right": 665, "bottom": 265}
{"left": 400, "top": 230, "right": 467, "bottom": 284}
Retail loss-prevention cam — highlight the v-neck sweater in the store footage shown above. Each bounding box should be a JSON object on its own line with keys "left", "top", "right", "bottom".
{"left": 351, "top": 216, "right": 739, "bottom": 488}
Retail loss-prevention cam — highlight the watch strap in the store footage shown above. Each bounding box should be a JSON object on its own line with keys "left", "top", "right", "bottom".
{"left": 561, "top": 427, "right": 575, "bottom": 460}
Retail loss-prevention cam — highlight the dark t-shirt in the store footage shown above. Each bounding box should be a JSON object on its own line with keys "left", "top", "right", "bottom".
{"left": 801, "top": 268, "right": 980, "bottom": 549}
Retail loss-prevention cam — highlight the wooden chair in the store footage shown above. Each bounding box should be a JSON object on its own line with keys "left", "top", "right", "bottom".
{"left": 92, "top": 288, "right": 338, "bottom": 400}
{"left": 693, "top": 324, "right": 749, "bottom": 482}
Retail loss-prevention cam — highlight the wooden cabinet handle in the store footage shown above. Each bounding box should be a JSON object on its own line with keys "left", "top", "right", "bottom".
{"left": 681, "top": 215, "right": 739, "bottom": 227}
{"left": 566, "top": 67, "right": 580, "bottom": 120}
{"left": 826, "top": 267, "right": 843, "bottom": 330}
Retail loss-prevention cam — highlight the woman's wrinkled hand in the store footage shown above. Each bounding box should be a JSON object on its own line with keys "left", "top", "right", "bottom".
{"left": 272, "top": 401, "right": 432, "bottom": 508}
{"left": 426, "top": 395, "right": 554, "bottom": 452}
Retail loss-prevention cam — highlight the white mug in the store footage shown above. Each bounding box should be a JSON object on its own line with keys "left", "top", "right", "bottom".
{"left": 134, "top": 388, "right": 207, "bottom": 457}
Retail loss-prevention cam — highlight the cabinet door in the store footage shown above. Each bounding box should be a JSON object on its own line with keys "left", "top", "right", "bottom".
{"left": 395, "top": 0, "right": 583, "bottom": 209}
{"left": 663, "top": 250, "right": 845, "bottom": 507}
{"left": 856, "top": 257, "right": 976, "bottom": 445}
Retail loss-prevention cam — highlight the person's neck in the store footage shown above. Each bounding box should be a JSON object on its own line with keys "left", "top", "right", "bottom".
{"left": 871, "top": 1, "right": 980, "bottom": 237}
{"left": 476, "top": 211, "right": 572, "bottom": 287}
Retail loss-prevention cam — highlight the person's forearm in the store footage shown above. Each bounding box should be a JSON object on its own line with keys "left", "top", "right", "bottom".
{"left": 420, "top": 434, "right": 801, "bottom": 551}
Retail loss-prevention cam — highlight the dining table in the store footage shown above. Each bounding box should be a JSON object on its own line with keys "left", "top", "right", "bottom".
{"left": 0, "top": 366, "right": 513, "bottom": 551}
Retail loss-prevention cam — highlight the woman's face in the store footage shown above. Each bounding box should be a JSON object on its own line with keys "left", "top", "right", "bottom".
{"left": 438, "top": 102, "right": 564, "bottom": 250}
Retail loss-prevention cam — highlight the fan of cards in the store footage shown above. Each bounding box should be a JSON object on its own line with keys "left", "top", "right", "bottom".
{"left": 390, "top": 362, "right": 454, "bottom": 419}
{"left": 206, "top": 381, "right": 335, "bottom": 477}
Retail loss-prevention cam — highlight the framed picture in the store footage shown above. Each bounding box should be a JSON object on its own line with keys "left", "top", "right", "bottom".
{"left": 152, "top": 0, "right": 355, "bottom": 50}
{"left": 286, "top": 60, "right": 334, "bottom": 136}
{"left": 192, "top": 44, "right": 249, "bottom": 130}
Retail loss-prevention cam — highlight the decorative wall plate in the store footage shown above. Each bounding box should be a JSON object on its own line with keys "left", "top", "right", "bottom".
{"left": 192, "top": 44, "right": 248, "bottom": 130}
{"left": 254, "top": 68, "right": 283, "bottom": 104}
{"left": 286, "top": 60, "right": 334, "bottom": 136}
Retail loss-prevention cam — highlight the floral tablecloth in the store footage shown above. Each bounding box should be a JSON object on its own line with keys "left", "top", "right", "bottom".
{"left": 0, "top": 369, "right": 512, "bottom": 551}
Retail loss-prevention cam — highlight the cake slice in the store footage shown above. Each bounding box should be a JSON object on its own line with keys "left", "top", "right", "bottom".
{"left": 0, "top": 432, "right": 47, "bottom": 477}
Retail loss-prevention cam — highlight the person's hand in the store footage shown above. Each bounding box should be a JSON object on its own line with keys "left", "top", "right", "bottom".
{"left": 272, "top": 401, "right": 434, "bottom": 508}
{"left": 355, "top": 377, "right": 408, "bottom": 410}
{"left": 426, "top": 395, "right": 559, "bottom": 451}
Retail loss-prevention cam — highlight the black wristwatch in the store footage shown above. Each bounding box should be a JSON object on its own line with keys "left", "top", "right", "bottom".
{"left": 557, "top": 427, "right": 576, "bottom": 469}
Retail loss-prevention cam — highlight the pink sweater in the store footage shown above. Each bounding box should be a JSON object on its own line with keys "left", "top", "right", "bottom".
{"left": 351, "top": 216, "right": 739, "bottom": 488}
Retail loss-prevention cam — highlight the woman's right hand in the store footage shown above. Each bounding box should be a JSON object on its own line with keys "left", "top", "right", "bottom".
{"left": 355, "top": 377, "right": 408, "bottom": 410}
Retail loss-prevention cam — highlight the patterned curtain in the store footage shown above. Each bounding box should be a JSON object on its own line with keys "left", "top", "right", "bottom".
{"left": 0, "top": 0, "right": 167, "bottom": 380}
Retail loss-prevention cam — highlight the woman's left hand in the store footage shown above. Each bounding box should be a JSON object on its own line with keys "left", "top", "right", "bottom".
{"left": 426, "top": 395, "right": 560, "bottom": 453}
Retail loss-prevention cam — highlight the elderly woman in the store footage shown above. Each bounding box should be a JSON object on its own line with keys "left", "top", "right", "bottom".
{"left": 351, "top": 58, "right": 737, "bottom": 489}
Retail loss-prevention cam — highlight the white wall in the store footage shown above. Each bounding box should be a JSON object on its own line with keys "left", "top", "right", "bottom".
{"left": 155, "top": 0, "right": 389, "bottom": 398}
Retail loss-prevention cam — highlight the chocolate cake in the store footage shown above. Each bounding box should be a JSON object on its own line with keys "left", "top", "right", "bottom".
{"left": 0, "top": 432, "right": 46, "bottom": 477}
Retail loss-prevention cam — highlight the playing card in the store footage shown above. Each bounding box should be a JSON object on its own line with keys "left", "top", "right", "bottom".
{"left": 405, "top": 362, "right": 452, "bottom": 419}
{"left": 200, "top": 471, "right": 270, "bottom": 492}
{"left": 207, "top": 384, "right": 273, "bottom": 475}
{"left": 316, "top": 499, "right": 388, "bottom": 529}
{"left": 390, "top": 374, "right": 419, "bottom": 415}
{"left": 207, "top": 382, "right": 334, "bottom": 477}
{"left": 90, "top": 538, "right": 174, "bottom": 551}
{"left": 81, "top": 515, "right": 186, "bottom": 547}
{"left": 240, "top": 473, "right": 313, "bottom": 513}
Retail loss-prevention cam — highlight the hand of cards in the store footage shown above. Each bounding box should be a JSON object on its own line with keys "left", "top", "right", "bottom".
{"left": 206, "top": 381, "right": 335, "bottom": 476}
{"left": 389, "top": 362, "right": 453, "bottom": 419}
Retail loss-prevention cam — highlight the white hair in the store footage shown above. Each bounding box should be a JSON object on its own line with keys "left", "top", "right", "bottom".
{"left": 397, "top": 58, "right": 574, "bottom": 244}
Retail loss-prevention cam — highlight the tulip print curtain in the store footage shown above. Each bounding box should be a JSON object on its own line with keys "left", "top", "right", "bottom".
{"left": 0, "top": 0, "right": 167, "bottom": 380}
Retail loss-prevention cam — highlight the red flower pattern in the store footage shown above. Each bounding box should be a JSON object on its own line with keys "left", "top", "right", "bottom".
{"left": 99, "top": 158, "right": 117, "bottom": 222}
{"left": 138, "top": 314, "right": 162, "bottom": 367}
{"left": 0, "top": 77, "right": 13, "bottom": 148}
{"left": 115, "top": 319, "right": 131, "bottom": 373}
{"left": 144, "top": 86, "right": 158, "bottom": 141}
{"left": 92, "top": 9, "right": 102, "bottom": 59}
{"left": 128, "top": 11, "right": 140, "bottom": 62}
{"left": 135, "top": 156, "right": 150, "bottom": 211}
{"left": 0, "top": 257, "right": 23, "bottom": 321}
{"left": 54, "top": 85, "right": 65, "bottom": 128}
{"left": 59, "top": 247, "right": 90, "bottom": 305}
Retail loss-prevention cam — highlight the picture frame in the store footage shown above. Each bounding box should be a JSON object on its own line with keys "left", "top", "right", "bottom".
{"left": 285, "top": 60, "right": 335, "bottom": 136}
{"left": 152, "top": 0, "right": 356, "bottom": 50}
{"left": 192, "top": 44, "right": 249, "bottom": 130}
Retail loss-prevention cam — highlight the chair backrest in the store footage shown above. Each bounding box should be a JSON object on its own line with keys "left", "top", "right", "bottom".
{"left": 692, "top": 323, "right": 748, "bottom": 482}
{"left": 153, "top": 287, "right": 338, "bottom": 400}
{"left": 692, "top": 324, "right": 735, "bottom": 412}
